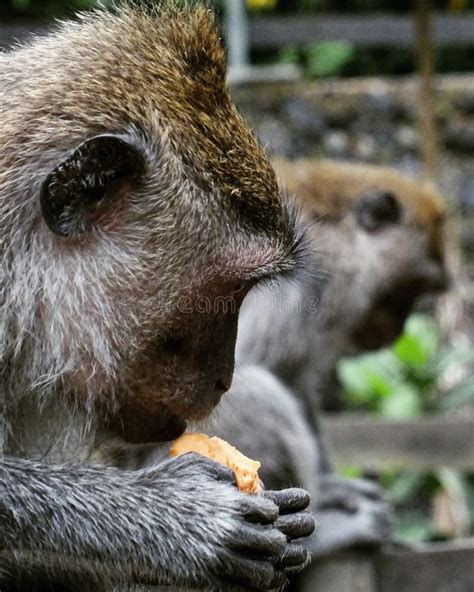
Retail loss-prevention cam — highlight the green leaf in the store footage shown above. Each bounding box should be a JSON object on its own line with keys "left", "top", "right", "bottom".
{"left": 278, "top": 45, "right": 299, "bottom": 65}
{"left": 338, "top": 350, "right": 403, "bottom": 409}
{"left": 395, "top": 334, "right": 428, "bottom": 368}
{"left": 386, "top": 471, "right": 426, "bottom": 503}
{"left": 339, "top": 466, "right": 364, "bottom": 479}
{"left": 394, "top": 511, "right": 433, "bottom": 543}
{"left": 379, "top": 383, "right": 422, "bottom": 418}
{"left": 435, "top": 467, "right": 468, "bottom": 501}
{"left": 338, "top": 358, "right": 375, "bottom": 402}
{"left": 306, "top": 41, "right": 353, "bottom": 78}
{"left": 394, "top": 314, "right": 439, "bottom": 369}
{"left": 369, "top": 372, "right": 394, "bottom": 397}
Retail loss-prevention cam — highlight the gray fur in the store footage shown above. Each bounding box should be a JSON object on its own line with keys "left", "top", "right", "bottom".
{"left": 0, "top": 3, "right": 314, "bottom": 590}
{"left": 0, "top": 453, "right": 292, "bottom": 589}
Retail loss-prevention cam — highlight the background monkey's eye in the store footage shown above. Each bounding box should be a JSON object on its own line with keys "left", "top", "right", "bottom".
{"left": 354, "top": 190, "right": 402, "bottom": 232}
{"left": 233, "top": 283, "right": 245, "bottom": 294}
{"left": 231, "top": 280, "right": 256, "bottom": 305}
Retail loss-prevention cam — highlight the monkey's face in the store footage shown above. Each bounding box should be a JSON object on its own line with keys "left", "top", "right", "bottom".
{"left": 272, "top": 159, "right": 449, "bottom": 353}
{"left": 1, "top": 3, "right": 309, "bottom": 442}
{"left": 316, "top": 188, "right": 448, "bottom": 351}
{"left": 37, "top": 130, "right": 303, "bottom": 443}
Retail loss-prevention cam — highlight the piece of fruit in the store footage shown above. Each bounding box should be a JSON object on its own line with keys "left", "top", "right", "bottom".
{"left": 170, "top": 433, "right": 262, "bottom": 494}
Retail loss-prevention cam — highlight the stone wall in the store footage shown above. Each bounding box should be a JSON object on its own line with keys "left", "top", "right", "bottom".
{"left": 232, "top": 74, "right": 473, "bottom": 219}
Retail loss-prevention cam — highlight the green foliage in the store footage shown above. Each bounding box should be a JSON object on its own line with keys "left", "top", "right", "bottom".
{"left": 381, "top": 471, "right": 427, "bottom": 504}
{"left": 338, "top": 313, "right": 474, "bottom": 417}
{"left": 277, "top": 41, "right": 355, "bottom": 79}
{"left": 338, "top": 313, "right": 474, "bottom": 542}
{"left": 339, "top": 349, "right": 400, "bottom": 410}
{"left": 394, "top": 314, "right": 439, "bottom": 369}
{"left": 278, "top": 45, "right": 299, "bottom": 65}
{"left": 394, "top": 511, "right": 434, "bottom": 542}
{"left": 339, "top": 465, "right": 363, "bottom": 479}
{"left": 306, "top": 42, "right": 354, "bottom": 78}
{"left": 378, "top": 466, "right": 474, "bottom": 542}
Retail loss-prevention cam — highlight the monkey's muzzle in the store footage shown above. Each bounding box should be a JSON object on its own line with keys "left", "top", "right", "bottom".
{"left": 108, "top": 403, "right": 187, "bottom": 444}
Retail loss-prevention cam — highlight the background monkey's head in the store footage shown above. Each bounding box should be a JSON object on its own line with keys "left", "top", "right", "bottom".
{"left": 0, "top": 4, "right": 305, "bottom": 440}
{"left": 273, "top": 159, "right": 448, "bottom": 351}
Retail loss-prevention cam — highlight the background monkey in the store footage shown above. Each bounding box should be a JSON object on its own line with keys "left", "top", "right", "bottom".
{"left": 257, "top": 158, "right": 448, "bottom": 410}
{"left": 0, "top": 4, "right": 315, "bottom": 591}
{"left": 204, "top": 159, "right": 448, "bottom": 557}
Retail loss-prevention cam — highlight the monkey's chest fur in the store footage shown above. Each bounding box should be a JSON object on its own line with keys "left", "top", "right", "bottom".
{"left": 5, "top": 397, "right": 95, "bottom": 463}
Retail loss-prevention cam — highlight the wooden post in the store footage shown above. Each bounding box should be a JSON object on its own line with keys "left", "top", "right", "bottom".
{"left": 299, "top": 554, "right": 377, "bottom": 592}
{"left": 415, "top": 0, "right": 438, "bottom": 181}
{"left": 223, "top": 0, "right": 250, "bottom": 72}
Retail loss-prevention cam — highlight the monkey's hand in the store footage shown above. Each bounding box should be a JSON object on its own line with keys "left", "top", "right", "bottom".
{"left": 0, "top": 454, "right": 314, "bottom": 590}
{"left": 309, "top": 473, "right": 393, "bottom": 557}
{"left": 147, "top": 453, "right": 315, "bottom": 591}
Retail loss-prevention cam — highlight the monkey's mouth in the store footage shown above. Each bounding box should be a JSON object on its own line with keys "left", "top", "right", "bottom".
{"left": 352, "top": 272, "right": 448, "bottom": 350}
{"left": 109, "top": 391, "right": 226, "bottom": 445}
{"left": 109, "top": 403, "right": 187, "bottom": 444}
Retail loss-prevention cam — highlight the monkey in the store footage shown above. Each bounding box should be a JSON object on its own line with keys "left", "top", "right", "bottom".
{"left": 200, "top": 159, "right": 448, "bottom": 558}
{"left": 255, "top": 158, "right": 448, "bottom": 411}
{"left": 0, "top": 4, "right": 316, "bottom": 591}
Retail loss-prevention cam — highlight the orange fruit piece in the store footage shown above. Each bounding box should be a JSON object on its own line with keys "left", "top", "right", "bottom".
{"left": 170, "top": 433, "right": 262, "bottom": 494}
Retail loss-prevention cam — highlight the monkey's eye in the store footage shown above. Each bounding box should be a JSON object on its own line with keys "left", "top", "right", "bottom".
{"left": 231, "top": 280, "right": 256, "bottom": 305}
{"left": 354, "top": 190, "right": 402, "bottom": 232}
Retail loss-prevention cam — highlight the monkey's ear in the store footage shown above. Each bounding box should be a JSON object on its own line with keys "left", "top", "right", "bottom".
{"left": 354, "top": 190, "right": 402, "bottom": 232}
{"left": 40, "top": 134, "right": 145, "bottom": 237}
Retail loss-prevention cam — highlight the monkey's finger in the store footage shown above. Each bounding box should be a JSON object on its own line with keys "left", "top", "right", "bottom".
{"left": 240, "top": 496, "right": 279, "bottom": 524}
{"left": 274, "top": 543, "right": 310, "bottom": 571}
{"left": 275, "top": 512, "right": 315, "bottom": 541}
{"left": 264, "top": 488, "right": 311, "bottom": 515}
{"left": 210, "top": 463, "right": 237, "bottom": 484}
{"left": 218, "top": 552, "right": 288, "bottom": 590}
{"left": 182, "top": 452, "right": 237, "bottom": 484}
{"left": 229, "top": 524, "right": 286, "bottom": 557}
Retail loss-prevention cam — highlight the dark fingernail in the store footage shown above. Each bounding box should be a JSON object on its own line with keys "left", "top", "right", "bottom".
{"left": 275, "top": 544, "right": 308, "bottom": 569}
{"left": 265, "top": 488, "right": 311, "bottom": 514}
{"left": 276, "top": 512, "right": 316, "bottom": 540}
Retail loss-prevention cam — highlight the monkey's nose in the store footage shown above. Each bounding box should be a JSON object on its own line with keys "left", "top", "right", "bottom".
{"left": 215, "top": 378, "right": 231, "bottom": 393}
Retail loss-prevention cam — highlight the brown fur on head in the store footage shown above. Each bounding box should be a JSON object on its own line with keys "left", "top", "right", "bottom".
{"left": 272, "top": 158, "right": 448, "bottom": 350}
{"left": 2, "top": 3, "right": 280, "bottom": 213}
{"left": 0, "top": 2, "right": 305, "bottom": 445}
{"left": 273, "top": 158, "right": 445, "bottom": 260}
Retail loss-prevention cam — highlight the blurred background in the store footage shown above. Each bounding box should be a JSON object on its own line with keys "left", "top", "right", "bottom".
{"left": 2, "top": 0, "right": 473, "bottom": 556}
